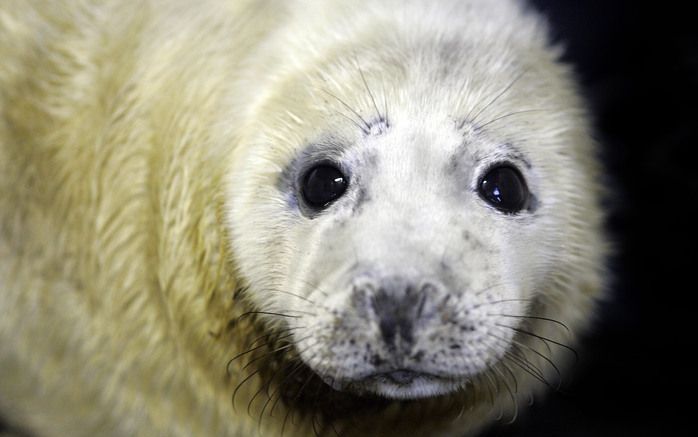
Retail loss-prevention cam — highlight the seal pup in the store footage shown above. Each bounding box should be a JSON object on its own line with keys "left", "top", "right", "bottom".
{"left": 0, "top": 0, "right": 606, "bottom": 435}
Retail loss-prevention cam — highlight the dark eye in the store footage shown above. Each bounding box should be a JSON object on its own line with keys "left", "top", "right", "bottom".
{"left": 478, "top": 165, "right": 529, "bottom": 214}
{"left": 301, "top": 164, "right": 349, "bottom": 209}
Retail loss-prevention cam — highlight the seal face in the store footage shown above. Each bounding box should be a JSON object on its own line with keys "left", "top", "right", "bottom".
{"left": 272, "top": 115, "right": 533, "bottom": 400}
{"left": 226, "top": 2, "right": 606, "bottom": 425}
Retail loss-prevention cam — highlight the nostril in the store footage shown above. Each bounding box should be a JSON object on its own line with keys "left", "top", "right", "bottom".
{"left": 371, "top": 288, "right": 408, "bottom": 347}
{"left": 415, "top": 281, "right": 439, "bottom": 318}
{"left": 350, "top": 279, "right": 376, "bottom": 317}
{"left": 379, "top": 315, "right": 397, "bottom": 346}
{"left": 416, "top": 293, "right": 428, "bottom": 319}
{"left": 419, "top": 282, "right": 438, "bottom": 294}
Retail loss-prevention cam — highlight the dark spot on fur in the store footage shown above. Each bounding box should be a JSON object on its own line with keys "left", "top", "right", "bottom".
{"left": 446, "top": 158, "right": 460, "bottom": 174}
{"left": 366, "top": 116, "right": 390, "bottom": 136}
{"left": 483, "top": 143, "right": 532, "bottom": 170}
{"left": 352, "top": 187, "right": 370, "bottom": 215}
{"left": 370, "top": 354, "right": 385, "bottom": 366}
{"left": 462, "top": 231, "right": 484, "bottom": 249}
{"left": 527, "top": 193, "right": 539, "bottom": 212}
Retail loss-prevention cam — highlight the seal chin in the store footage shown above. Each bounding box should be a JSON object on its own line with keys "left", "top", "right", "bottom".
{"left": 333, "top": 370, "right": 464, "bottom": 400}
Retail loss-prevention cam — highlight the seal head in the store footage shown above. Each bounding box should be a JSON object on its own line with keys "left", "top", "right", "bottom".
{"left": 225, "top": 0, "right": 604, "bottom": 415}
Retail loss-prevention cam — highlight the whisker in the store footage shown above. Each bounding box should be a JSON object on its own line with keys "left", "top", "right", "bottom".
{"left": 269, "top": 340, "right": 323, "bottom": 417}
{"left": 226, "top": 341, "right": 270, "bottom": 376}
{"left": 479, "top": 341, "right": 519, "bottom": 424}
{"left": 283, "top": 309, "right": 317, "bottom": 316}
{"left": 471, "top": 277, "right": 536, "bottom": 298}
{"left": 311, "top": 411, "right": 321, "bottom": 437}
{"left": 512, "top": 339, "right": 563, "bottom": 390}
{"left": 460, "top": 389, "right": 472, "bottom": 422}
{"left": 513, "top": 342, "right": 565, "bottom": 394}
{"left": 473, "top": 281, "right": 508, "bottom": 297}
{"left": 489, "top": 314, "right": 571, "bottom": 334}
{"left": 496, "top": 324, "right": 579, "bottom": 363}
{"left": 321, "top": 89, "right": 371, "bottom": 133}
{"left": 484, "top": 370, "right": 503, "bottom": 421}
{"left": 490, "top": 331, "right": 563, "bottom": 390}
{"left": 469, "top": 69, "right": 529, "bottom": 125}
{"left": 267, "top": 359, "right": 307, "bottom": 419}
{"left": 232, "top": 367, "right": 262, "bottom": 413}
{"left": 492, "top": 363, "right": 518, "bottom": 425}
{"left": 479, "top": 372, "right": 495, "bottom": 408}
{"left": 281, "top": 369, "right": 317, "bottom": 436}
{"left": 357, "top": 63, "right": 382, "bottom": 123}
{"left": 236, "top": 310, "right": 302, "bottom": 320}
{"left": 334, "top": 110, "right": 373, "bottom": 134}
{"left": 226, "top": 331, "right": 298, "bottom": 373}
{"left": 247, "top": 374, "right": 272, "bottom": 418}
{"left": 502, "top": 352, "right": 556, "bottom": 390}
{"left": 272, "top": 289, "right": 317, "bottom": 305}
{"left": 478, "top": 108, "right": 550, "bottom": 130}
{"left": 294, "top": 278, "right": 332, "bottom": 299}
{"left": 243, "top": 339, "right": 309, "bottom": 371}
{"left": 450, "top": 385, "right": 468, "bottom": 423}
{"left": 381, "top": 76, "right": 389, "bottom": 125}
{"left": 471, "top": 298, "right": 535, "bottom": 310}
{"left": 506, "top": 350, "right": 545, "bottom": 381}
{"left": 485, "top": 334, "right": 547, "bottom": 383}
{"left": 257, "top": 359, "right": 302, "bottom": 427}
{"left": 309, "top": 369, "right": 328, "bottom": 437}
{"left": 498, "top": 359, "right": 519, "bottom": 394}
{"left": 455, "top": 78, "right": 475, "bottom": 129}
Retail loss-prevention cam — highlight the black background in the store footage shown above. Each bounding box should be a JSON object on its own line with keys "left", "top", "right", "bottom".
{"left": 483, "top": 1, "right": 697, "bottom": 436}
{"left": 2, "top": 1, "right": 697, "bottom": 436}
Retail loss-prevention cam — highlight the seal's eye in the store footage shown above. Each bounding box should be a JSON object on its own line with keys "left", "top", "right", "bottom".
{"left": 301, "top": 164, "right": 348, "bottom": 209}
{"left": 478, "top": 165, "right": 529, "bottom": 214}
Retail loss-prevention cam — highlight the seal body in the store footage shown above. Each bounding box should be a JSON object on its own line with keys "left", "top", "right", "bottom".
{"left": 0, "top": 0, "right": 606, "bottom": 436}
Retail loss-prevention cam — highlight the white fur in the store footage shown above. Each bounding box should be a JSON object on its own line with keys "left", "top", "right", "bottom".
{"left": 1, "top": 0, "right": 606, "bottom": 436}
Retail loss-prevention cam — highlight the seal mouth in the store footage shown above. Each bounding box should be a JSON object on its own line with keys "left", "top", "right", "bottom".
{"left": 328, "top": 369, "right": 465, "bottom": 399}
{"left": 369, "top": 369, "right": 439, "bottom": 385}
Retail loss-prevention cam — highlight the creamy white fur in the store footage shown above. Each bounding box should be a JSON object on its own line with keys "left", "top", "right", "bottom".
{"left": 1, "top": 0, "right": 606, "bottom": 436}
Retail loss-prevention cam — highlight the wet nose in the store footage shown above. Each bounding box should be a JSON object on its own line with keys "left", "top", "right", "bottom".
{"left": 359, "top": 277, "right": 439, "bottom": 348}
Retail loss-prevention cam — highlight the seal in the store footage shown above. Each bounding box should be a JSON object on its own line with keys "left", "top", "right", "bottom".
{"left": 0, "top": 0, "right": 607, "bottom": 436}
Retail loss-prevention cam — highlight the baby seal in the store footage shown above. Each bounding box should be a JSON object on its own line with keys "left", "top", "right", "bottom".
{"left": 0, "top": 0, "right": 606, "bottom": 436}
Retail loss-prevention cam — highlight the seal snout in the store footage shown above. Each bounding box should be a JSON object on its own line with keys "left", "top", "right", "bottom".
{"left": 352, "top": 276, "right": 444, "bottom": 350}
